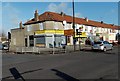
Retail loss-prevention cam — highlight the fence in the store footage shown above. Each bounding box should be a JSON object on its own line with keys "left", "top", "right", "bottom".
{"left": 15, "top": 44, "right": 92, "bottom": 54}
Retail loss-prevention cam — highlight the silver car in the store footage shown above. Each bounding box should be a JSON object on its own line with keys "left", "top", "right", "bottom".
{"left": 92, "top": 41, "right": 113, "bottom": 52}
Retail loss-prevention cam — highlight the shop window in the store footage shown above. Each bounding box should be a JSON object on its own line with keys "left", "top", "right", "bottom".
{"left": 27, "top": 25, "right": 32, "bottom": 31}
{"left": 36, "top": 37, "right": 45, "bottom": 44}
{"left": 35, "top": 36, "right": 45, "bottom": 47}
{"left": 39, "top": 23, "right": 43, "bottom": 30}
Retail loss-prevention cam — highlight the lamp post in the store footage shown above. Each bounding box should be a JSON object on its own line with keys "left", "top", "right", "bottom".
{"left": 55, "top": 27, "right": 58, "bottom": 47}
{"left": 53, "top": 24, "right": 58, "bottom": 55}
{"left": 53, "top": 34, "right": 55, "bottom": 55}
{"left": 72, "top": 0, "right": 76, "bottom": 51}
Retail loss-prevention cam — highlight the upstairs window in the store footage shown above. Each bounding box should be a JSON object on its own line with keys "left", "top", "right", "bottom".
{"left": 39, "top": 23, "right": 43, "bottom": 30}
{"left": 27, "top": 25, "right": 32, "bottom": 31}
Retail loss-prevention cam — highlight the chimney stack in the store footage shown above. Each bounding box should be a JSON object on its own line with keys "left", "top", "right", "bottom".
{"left": 101, "top": 21, "right": 103, "bottom": 24}
{"left": 19, "top": 21, "right": 22, "bottom": 29}
{"left": 112, "top": 24, "right": 114, "bottom": 26}
{"left": 34, "top": 10, "right": 39, "bottom": 21}
{"left": 85, "top": 17, "right": 88, "bottom": 22}
{"left": 60, "top": 12, "right": 65, "bottom": 17}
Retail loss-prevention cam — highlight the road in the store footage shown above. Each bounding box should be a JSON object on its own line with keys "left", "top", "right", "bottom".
{"left": 1, "top": 46, "right": 119, "bottom": 81}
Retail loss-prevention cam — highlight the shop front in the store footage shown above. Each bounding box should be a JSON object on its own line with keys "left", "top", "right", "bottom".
{"left": 34, "top": 30, "right": 65, "bottom": 48}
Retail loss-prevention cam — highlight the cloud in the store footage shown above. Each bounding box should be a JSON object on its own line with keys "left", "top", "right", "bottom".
{"left": 2, "top": 3, "right": 21, "bottom": 34}
{"left": 48, "top": 3, "right": 58, "bottom": 12}
{"left": 48, "top": 2, "right": 72, "bottom": 15}
{"left": 48, "top": 3, "right": 67, "bottom": 13}
{"left": 48, "top": 2, "right": 83, "bottom": 18}
{"left": 75, "top": 12, "right": 83, "bottom": 18}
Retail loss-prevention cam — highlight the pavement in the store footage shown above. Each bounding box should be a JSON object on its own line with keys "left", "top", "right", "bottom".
{"left": 2, "top": 45, "right": 92, "bottom": 55}
{"left": 1, "top": 46, "right": 119, "bottom": 80}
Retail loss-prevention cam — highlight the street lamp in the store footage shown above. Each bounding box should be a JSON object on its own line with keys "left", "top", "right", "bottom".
{"left": 53, "top": 23, "right": 58, "bottom": 54}
{"left": 72, "top": 0, "right": 76, "bottom": 51}
{"left": 55, "top": 27, "right": 58, "bottom": 47}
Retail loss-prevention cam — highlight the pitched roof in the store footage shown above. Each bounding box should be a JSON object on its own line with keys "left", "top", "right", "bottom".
{"left": 23, "top": 11, "right": 120, "bottom": 30}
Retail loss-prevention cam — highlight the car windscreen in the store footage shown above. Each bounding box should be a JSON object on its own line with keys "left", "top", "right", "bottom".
{"left": 94, "top": 41, "right": 102, "bottom": 44}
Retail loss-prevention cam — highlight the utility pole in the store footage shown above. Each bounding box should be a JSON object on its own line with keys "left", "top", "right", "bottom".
{"left": 79, "top": 34, "right": 81, "bottom": 51}
{"left": 72, "top": 0, "right": 76, "bottom": 51}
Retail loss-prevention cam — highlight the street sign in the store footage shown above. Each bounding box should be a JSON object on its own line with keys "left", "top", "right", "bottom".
{"left": 76, "top": 29, "right": 82, "bottom": 35}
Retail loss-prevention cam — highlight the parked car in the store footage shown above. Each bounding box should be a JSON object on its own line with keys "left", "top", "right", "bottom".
{"left": 2, "top": 44, "right": 8, "bottom": 50}
{"left": 92, "top": 41, "right": 113, "bottom": 52}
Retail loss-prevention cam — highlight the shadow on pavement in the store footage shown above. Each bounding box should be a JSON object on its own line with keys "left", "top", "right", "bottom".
{"left": 9, "top": 67, "right": 25, "bottom": 81}
{"left": 81, "top": 49, "right": 116, "bottom": 55}
{"left": 2, "top": 67, "right": 43, "bottom": 80}
{"left": 104, "top": 52, "right": 116, "bottom": 55}
{"left": 51, "top": 69, "right": 79, "bottom": 81}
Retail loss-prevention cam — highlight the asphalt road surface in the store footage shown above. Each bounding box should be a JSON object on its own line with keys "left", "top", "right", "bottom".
{"left": 2, "top": 46, "right": 119, "bottom": 80}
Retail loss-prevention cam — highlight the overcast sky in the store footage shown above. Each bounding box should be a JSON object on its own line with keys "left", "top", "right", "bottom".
{"left": 2, "top": 2, "right": 118, "bottom": 34}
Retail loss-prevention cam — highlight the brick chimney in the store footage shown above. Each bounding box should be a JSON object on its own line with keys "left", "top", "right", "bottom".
{"left": 34, "top": 10, "right": 39, "bottom": 21}
{"left": 19, "top": 21, "right": 23, "bottom": 29}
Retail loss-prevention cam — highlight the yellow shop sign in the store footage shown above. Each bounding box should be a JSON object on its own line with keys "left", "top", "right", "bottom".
{"left": 35, "top": 30, "right": 64, "bottom": 35}
{"left": 75, "top": 32, "right": 87, "bottom": 37}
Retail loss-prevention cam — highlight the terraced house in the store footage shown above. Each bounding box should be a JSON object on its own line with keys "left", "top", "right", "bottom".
{"left": 10, "top": 10, "right": 120, "bottom": 52}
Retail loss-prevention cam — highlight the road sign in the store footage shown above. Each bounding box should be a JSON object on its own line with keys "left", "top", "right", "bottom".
{"left": 76, "top": 29, "right": 82, "bottom": 35}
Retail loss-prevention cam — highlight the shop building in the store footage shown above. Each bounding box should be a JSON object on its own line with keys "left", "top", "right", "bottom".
{"left": 10, "top": 10, "right": 120, "bottom": 52}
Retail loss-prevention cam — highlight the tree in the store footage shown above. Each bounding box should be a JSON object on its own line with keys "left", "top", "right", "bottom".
{"left": 0, "top": 30, "right": 7, "bottom": 42}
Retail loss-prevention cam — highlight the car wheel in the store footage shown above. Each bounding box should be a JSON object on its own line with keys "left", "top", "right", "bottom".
{"left": 103, "top": 47, "right": 107, "bottom": 52}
